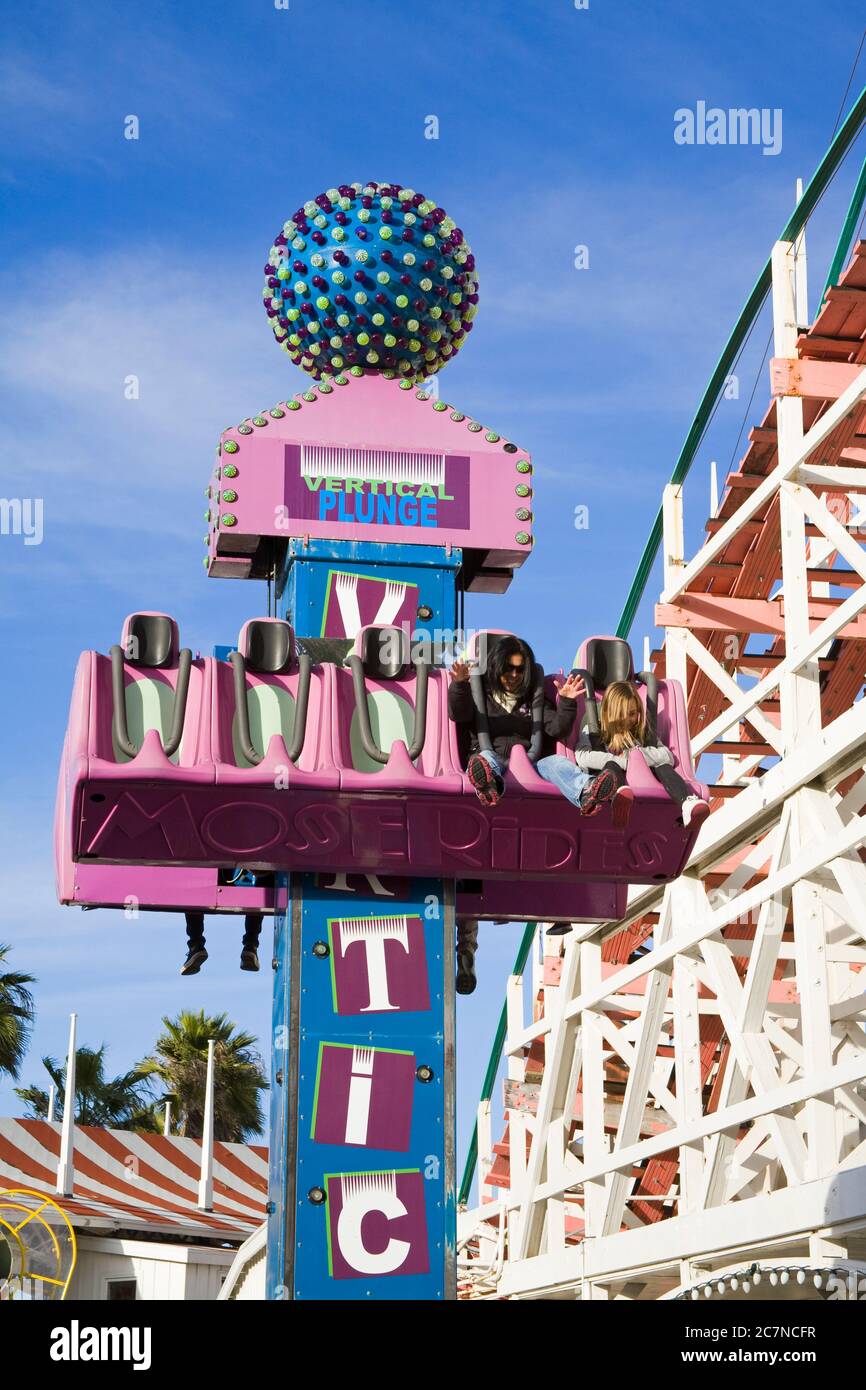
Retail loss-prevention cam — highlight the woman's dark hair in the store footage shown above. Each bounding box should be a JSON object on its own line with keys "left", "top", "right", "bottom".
{"left": 486, "top": 634, "right": 536, "bottom": 700}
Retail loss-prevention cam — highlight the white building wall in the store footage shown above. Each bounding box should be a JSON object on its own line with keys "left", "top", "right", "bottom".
{"left": 72, "top": 1236, "right": 236, "bottom": 1301}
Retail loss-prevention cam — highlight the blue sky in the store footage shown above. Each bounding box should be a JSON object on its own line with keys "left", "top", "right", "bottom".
{"left": 1, "top": 0, "right": 864, "bottom": 1193}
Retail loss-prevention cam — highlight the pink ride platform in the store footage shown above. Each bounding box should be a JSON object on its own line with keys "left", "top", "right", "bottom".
{"left": 56, "top": 615, "right": 707, "bottom": 921}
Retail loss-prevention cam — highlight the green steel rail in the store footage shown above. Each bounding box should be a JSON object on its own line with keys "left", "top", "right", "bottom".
{"left": 458, "top": 920, "right": 537, "bottom": 1207}
{"left": 459, "top": 86, "right": 866, "bottom": 1215}
{"left": 823, "top": 152, "right": 866, "bottom": 300}
{"left": 616, "top": 84, "right": 866, "bottom": 642}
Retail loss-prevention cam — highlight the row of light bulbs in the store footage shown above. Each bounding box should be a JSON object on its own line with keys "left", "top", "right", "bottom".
{"left": 678, "top": 1262, "right": 851, "bottom": 1298}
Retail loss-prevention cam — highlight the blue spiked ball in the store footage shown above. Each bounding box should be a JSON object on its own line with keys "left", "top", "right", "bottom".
{"left": 263, "top": 182, "right": 478, "bottom": 383}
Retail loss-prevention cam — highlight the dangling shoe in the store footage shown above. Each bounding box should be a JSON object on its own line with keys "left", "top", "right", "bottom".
{"left": 579, "top": 769, "right": 618, "bottom": 817}
{"left": 681, "top": 796, "right": 710, "bottom": 829}
{"left": 181, "top": 946, "right": 208, "bottom": 976}
{"left": 240, "top": 948, "right": 260, "bottom": 972}
{"left": 456, "top": 950, "right": 477, "bottom": 994}
{"left": 546, "top": 923, "right": 573, "bottom": 936}
{"left": 612, "top": 786, "right": 635, "bottom": 829}
{"left": 467, "top": 754, "right": 503, "bottom": 806}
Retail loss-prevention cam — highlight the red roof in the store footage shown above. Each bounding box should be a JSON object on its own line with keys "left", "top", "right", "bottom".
{"left": 0, "top": 1118, "right": 267, "bottom": 1240}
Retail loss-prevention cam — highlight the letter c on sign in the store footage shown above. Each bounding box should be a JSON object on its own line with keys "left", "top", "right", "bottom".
{"left": 336, "top": 1173, "right": 411, "bottom": 1275}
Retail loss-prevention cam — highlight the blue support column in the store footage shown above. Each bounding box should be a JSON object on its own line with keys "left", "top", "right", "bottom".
{"left": 267, "top": 540, "right": 459, "bottom": 1299}
{"left": 267, "top": 873, "right": 455, "bottom": 1299}
{"left": 278, "top": 538, "right": 462, "bottom": 648}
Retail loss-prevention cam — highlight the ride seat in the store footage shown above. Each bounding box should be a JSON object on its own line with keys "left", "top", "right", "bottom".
{"left": 110, "top": 613, "right": 199, "bottom": 766}
{"left": 229, "top": 619, "right": 306, "bottom": 768}
{"left": 333, "top": 624, "right": 455, "bottom": 787}
{"left": 571, "top": 635, "right": 660, "bottom": 742}
{"left": 570, "top": 634, "right": 702, "bottom": 794}
{"left": 449, "top": 629, "right": 557, "bottom": 792}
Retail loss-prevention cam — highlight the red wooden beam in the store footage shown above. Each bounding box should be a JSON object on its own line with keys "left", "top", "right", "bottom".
{"left": 770, "top": 357, "right": 865, "bottom": 400}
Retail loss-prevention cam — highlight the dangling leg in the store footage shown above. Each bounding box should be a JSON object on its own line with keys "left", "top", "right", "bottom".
{"left": 181, "top": 912, "right": 208, "bottom": 976}
{"left": 594, "top": 758, "right": 635, "bottom": 828}
{"left": 467, "top": 748, "right": 506, "bottom": 806}
{"left": 535, "top": 754, "right": 593, "bottom": 807}
{"left": 653, "top": 763, "right": 709, "bottom": 827}
{"left": 583, "top": 759, "right": 627, "bottom": 818}
{"left": 456, "top": 917, "right": 478, "bottom": 995}
{"left": 241, "top": 913, "right": 262, "bottom": 972}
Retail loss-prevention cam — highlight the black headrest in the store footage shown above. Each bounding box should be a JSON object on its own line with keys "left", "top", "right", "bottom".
{"left": 359, "top": 626, "right": 410, "bottom": 679}
{"left": 125, "top": 614, "right": 175, "bottom": 668}
{"left": 245, "top": 620, "right": 295, "bottom": 674}
{"left": 583, "top": 638, "right": 634, "bottom": 689}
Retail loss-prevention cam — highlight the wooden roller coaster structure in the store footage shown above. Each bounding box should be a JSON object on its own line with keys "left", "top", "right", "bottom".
{"left": 460, "top": 103, "right": 866, "bottom": 1301}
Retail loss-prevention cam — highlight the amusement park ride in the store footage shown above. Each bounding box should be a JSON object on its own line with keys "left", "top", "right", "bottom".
{"left": 53, "top": 119, "right": 866, "bottom": 1301}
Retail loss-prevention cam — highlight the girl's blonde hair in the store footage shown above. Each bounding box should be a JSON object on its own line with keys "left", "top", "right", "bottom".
{"left": 599, "top": 680, "right": 646, "bottom": 754}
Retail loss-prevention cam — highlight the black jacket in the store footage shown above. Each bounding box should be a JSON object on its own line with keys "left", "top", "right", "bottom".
{"left": 448, "top": 679, "right": 577, "bottom": 761}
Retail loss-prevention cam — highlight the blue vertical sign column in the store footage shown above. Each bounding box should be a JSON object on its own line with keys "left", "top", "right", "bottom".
{"left": 267, "top": 541, "right": 459, "bottom": 1299}
{"left": 268, "top": 875, "right": 455, "bottom": 1299}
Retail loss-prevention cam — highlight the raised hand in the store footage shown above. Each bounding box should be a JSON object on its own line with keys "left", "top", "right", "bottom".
{"left": 556, "top": 673, "right": 585, "bottom": 700}
{"left": 450, "top": 660, "right": 471, "bottom": 683}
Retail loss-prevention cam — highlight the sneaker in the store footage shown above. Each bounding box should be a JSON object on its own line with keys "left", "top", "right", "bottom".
{"left": 181, "top": 946, "right": 208, "bottom": 976}
{"left": 580, "top": 769, "right": 618, "bottom": 817}
{"left": 682, "top": 796, "right": 710, "bottom": 829}
{"left": 467, "top": 753, "right": 503, "bottom": 806}
{"left": 240, "top": 948, "right": 260, "bottom": 972}
{"left": 612, "top": 786, "right": 635, "bottom": 829}
{"left": 545, "top": 923, "right": 573, "bottom": 936}
{"left": 456, "top": 950, "right": 477, "bottom": 994}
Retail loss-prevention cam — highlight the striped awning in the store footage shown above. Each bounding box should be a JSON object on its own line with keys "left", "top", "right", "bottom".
{"left": 0, "top": 1119, "right": 267, "bottom": 1240}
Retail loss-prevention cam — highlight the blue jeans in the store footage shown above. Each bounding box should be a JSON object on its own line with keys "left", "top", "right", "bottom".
{"left": 535, "top": 754, "right": 592, "bottom": 808}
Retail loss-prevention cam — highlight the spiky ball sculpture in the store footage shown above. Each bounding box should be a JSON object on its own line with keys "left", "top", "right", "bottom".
{"left": 263, "top": 181, "right": 478, "bottom": 383}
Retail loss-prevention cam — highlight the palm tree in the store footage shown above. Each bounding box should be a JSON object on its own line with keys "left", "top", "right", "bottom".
{"left": 139, "top": 1010, "right": 267, "bottom": 1141}
{"left": 0, "top": 943, "right": 36, "bottom": 1081}
{"left": 14, "top": 1044, "right": 158, "bottom": 1131}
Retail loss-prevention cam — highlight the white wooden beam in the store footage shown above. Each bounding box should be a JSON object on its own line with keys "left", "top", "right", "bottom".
{"left": 661, "top": 361, "right": 866, "bottom": 606}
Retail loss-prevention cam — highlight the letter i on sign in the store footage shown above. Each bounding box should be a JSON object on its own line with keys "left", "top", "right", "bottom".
{"left": 345, "top": 1046, "right": 374, "bottom": 1144}
{"left": 311, "top": 1042, "right": 416, "bottom": 1151}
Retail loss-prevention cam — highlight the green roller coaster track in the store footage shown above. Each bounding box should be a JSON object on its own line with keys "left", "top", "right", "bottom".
{"left": 458, "top": 84, "right": 866, "bottom": 1212}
